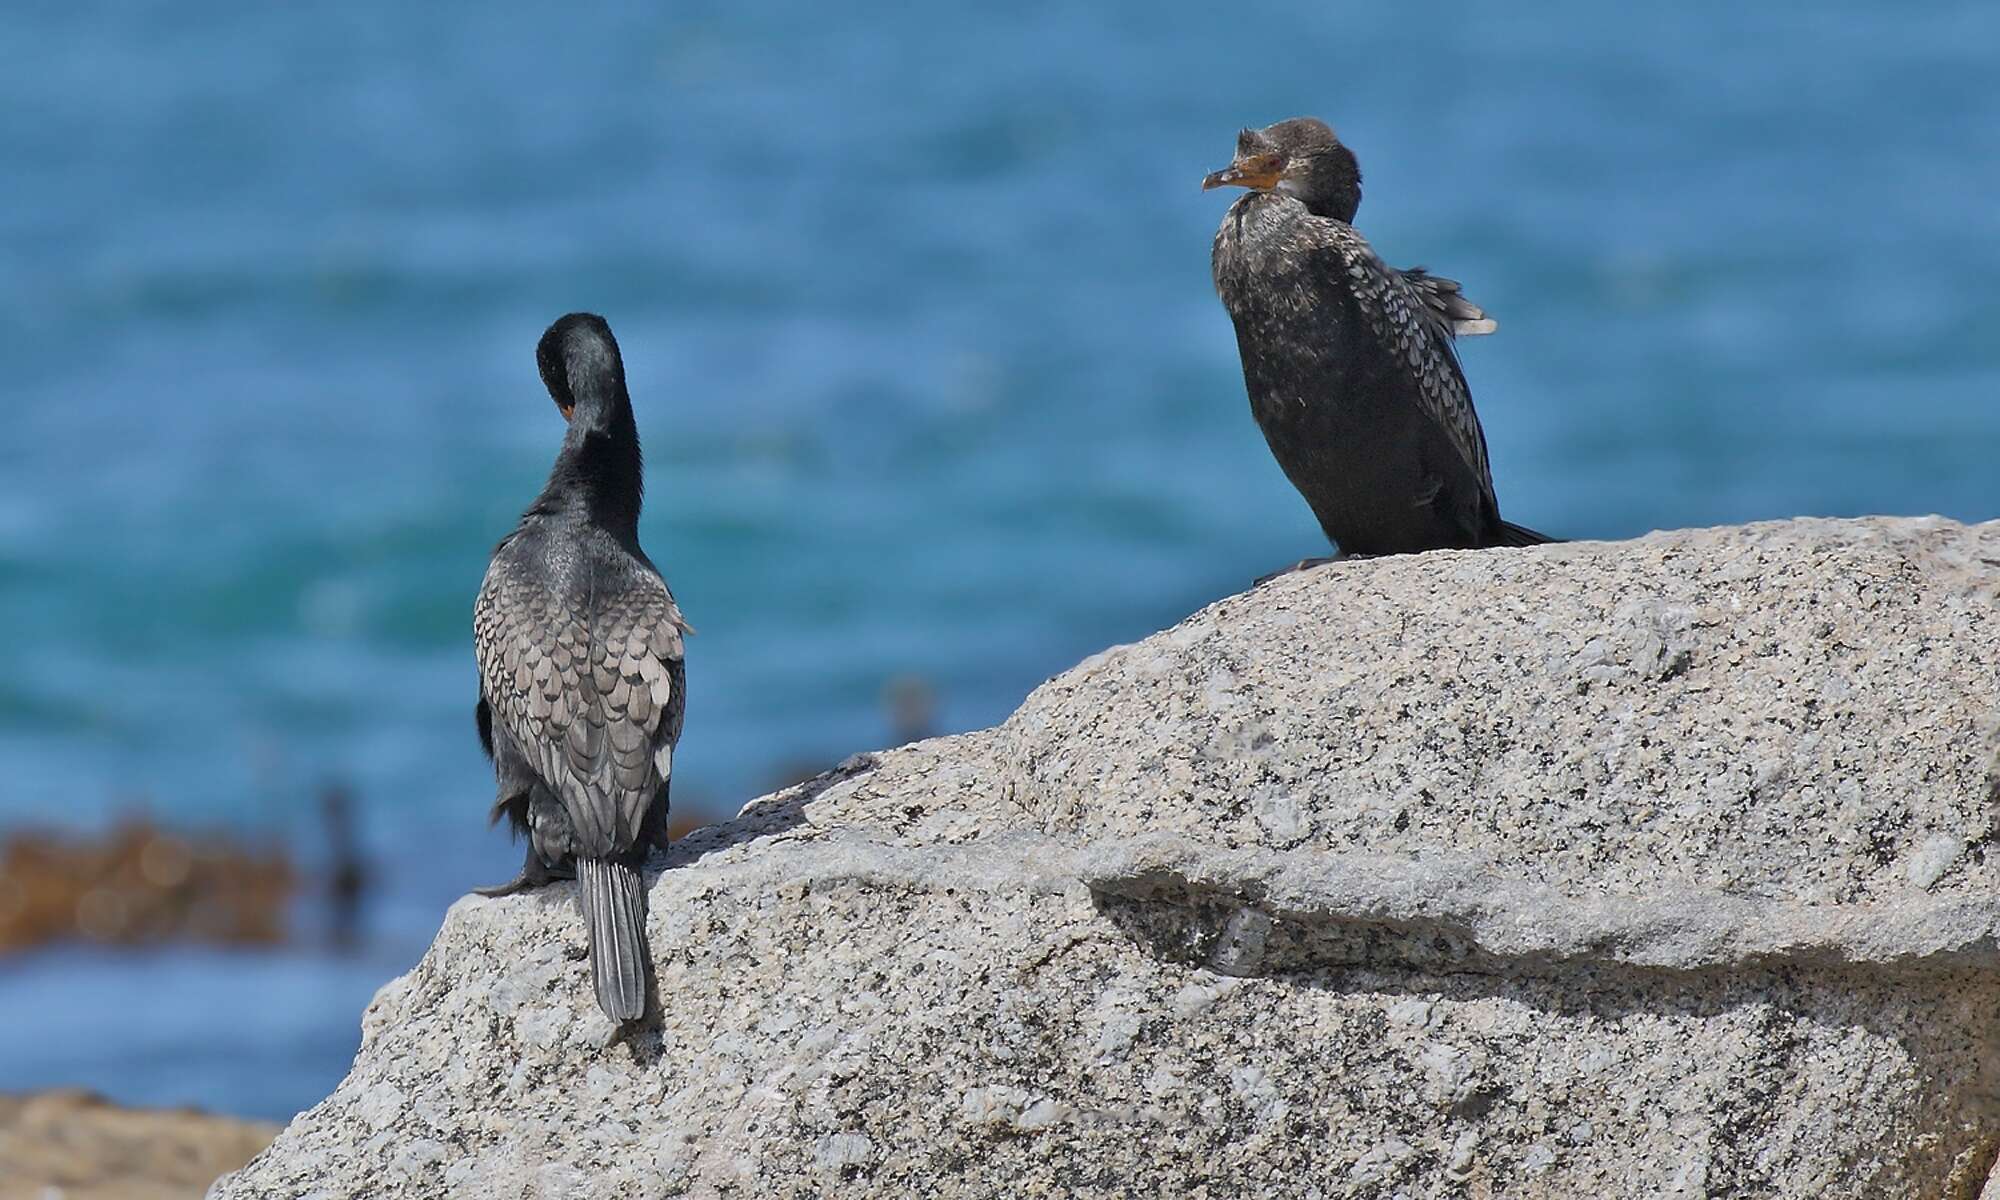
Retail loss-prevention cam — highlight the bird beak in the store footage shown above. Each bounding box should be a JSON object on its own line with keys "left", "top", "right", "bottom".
{"left": 1202, "top": 153, "right": 1282, "bottom": 191}
{"left": 558, "top": 403, "right": 575, "bottom": 422}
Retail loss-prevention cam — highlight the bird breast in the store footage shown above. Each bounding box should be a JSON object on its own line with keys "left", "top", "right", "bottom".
{"left": 1212, "top": 196, "right": 1321, "bottom": 324}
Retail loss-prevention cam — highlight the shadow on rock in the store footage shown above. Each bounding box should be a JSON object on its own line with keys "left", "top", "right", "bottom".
{"left": 659, "top": 752, "right": 878, "bottom": 871}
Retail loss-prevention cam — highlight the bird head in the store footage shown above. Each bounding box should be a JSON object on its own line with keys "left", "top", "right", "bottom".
{"left": 535, "top": 313, "right": 625, "bottom": 426}
{"left": 1203, "top": 117, "right": 1362, "bottom": 223}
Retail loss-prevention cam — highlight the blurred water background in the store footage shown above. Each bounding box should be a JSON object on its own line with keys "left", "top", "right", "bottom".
{"left": 2, "top": 1, "right": 1995, "bottom": 1120}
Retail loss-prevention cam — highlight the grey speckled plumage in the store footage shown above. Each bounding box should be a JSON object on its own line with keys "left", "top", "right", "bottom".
{"left": 1400, "top": 266, "right": 1497, "bottom": 339}
{"left": 471, "top": 312, "right": 689, "bottom": 1023}
{"left": 1206, "top": 118, "right": 1548, "bottom": 558}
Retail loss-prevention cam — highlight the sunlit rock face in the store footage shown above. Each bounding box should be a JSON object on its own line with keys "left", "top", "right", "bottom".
{"left": 214, "top": 518, "right": 2000, "bottom": 1200}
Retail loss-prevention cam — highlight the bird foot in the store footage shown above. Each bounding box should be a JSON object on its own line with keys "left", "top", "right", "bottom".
{"left": 472, "top": 860, "right": 574, "bottom": 898}
{"left": 1254, "top": 555, "right": 1347, "bottom": 586}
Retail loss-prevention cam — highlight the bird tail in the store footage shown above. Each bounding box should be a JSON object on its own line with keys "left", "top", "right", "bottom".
{"left": 577, "top": 856, "right": 648, "bottom": 1022}
{"left": 1494, "top": 520, "right": 1559, "bottom": 548}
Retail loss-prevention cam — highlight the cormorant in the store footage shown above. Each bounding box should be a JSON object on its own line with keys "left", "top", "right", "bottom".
{"left": 1205, "top": 117, "right": 1549, "bottom": 566}
{"left": 472, "top": 312, "right": 689, "bottom": 1023}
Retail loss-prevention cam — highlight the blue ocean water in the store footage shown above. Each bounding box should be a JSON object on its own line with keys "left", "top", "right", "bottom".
{"left": 1, "top": 2, "right": 1995, "bottom": 1119}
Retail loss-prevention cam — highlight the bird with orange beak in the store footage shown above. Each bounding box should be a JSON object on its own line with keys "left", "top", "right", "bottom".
{"left": 1205, "top": 117, "right": 1547, "bottom": 573}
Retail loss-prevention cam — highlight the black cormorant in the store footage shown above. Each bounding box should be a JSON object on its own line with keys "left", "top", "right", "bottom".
{"left": 1205, "top": 117, "right": 1549, "bottom": 566}
{"left": 472, "top": 312, "right": 689, "bottom": 1023}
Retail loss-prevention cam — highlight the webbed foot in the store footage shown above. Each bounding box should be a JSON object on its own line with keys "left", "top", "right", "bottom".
{"left": 473, "top": 854, "right": 574, "bottom": 897}
{"left": 1254, "top": 555, "right": 1350, "bottom": 586}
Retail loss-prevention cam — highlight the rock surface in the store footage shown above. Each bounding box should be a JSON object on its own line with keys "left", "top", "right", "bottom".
{"left": 213, "top": 518, "right": 2000, "bottom": 1199}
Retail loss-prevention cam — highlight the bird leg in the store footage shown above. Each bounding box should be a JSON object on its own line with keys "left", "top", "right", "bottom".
{"left": 473, "top": 847, "right": 575, "bottom": 897}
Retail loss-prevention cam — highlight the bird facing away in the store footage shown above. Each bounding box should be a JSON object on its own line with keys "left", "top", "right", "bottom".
{"left": 472, "top": 312, "right": 689, "bottom": 1023}
{"left": 1205, "top": 117, "right": 1549, "bottom": 565}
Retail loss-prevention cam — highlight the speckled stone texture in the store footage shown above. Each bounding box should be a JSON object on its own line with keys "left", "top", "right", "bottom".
{"left": 213, "top": 518, "right": 2000, "bottom": 1200}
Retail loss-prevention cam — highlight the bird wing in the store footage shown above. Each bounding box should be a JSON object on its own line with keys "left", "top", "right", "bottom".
{"left": 1307, "top": 222, "right": 1496, "bottom": 497}
{"left": 1397, "top": 266, "right": 1496, "bottom": 338}
{"left": 473, "top": 544, "right": 688, "bottom": 860}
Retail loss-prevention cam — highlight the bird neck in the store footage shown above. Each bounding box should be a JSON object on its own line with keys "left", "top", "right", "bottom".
{"left": 536, "top": 402, "right": 644, "bottom": 540}
{"left": 1287, "top": 183, "right": 1359, "bottom": 224}
{"left": 1282, "top": 151, "right": 1361, "bottom": 223}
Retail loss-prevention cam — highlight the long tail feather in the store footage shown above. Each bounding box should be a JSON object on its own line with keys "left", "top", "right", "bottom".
{"left": 577, "top": 856, "right": 647, "bottom": 1022}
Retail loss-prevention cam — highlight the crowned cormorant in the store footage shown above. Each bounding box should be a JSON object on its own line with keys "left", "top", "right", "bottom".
{"left": 1205, "top": 117, "right": 1549, "bottom": 566}
{"left": 472, "top": 312, "right": 689, "bottom": 1023}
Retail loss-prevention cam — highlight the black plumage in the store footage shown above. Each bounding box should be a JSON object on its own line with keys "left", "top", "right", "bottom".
{"left": 471, "top": 312, "right": 688, "bottom": 1023}
{"left": 1205, "top": 117, "right": 1548, "bottom": 562}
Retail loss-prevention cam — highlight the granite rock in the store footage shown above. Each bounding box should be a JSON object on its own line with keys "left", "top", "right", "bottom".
{"left": 213, "top": 518, "right": 2000, "bottom": 1199}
